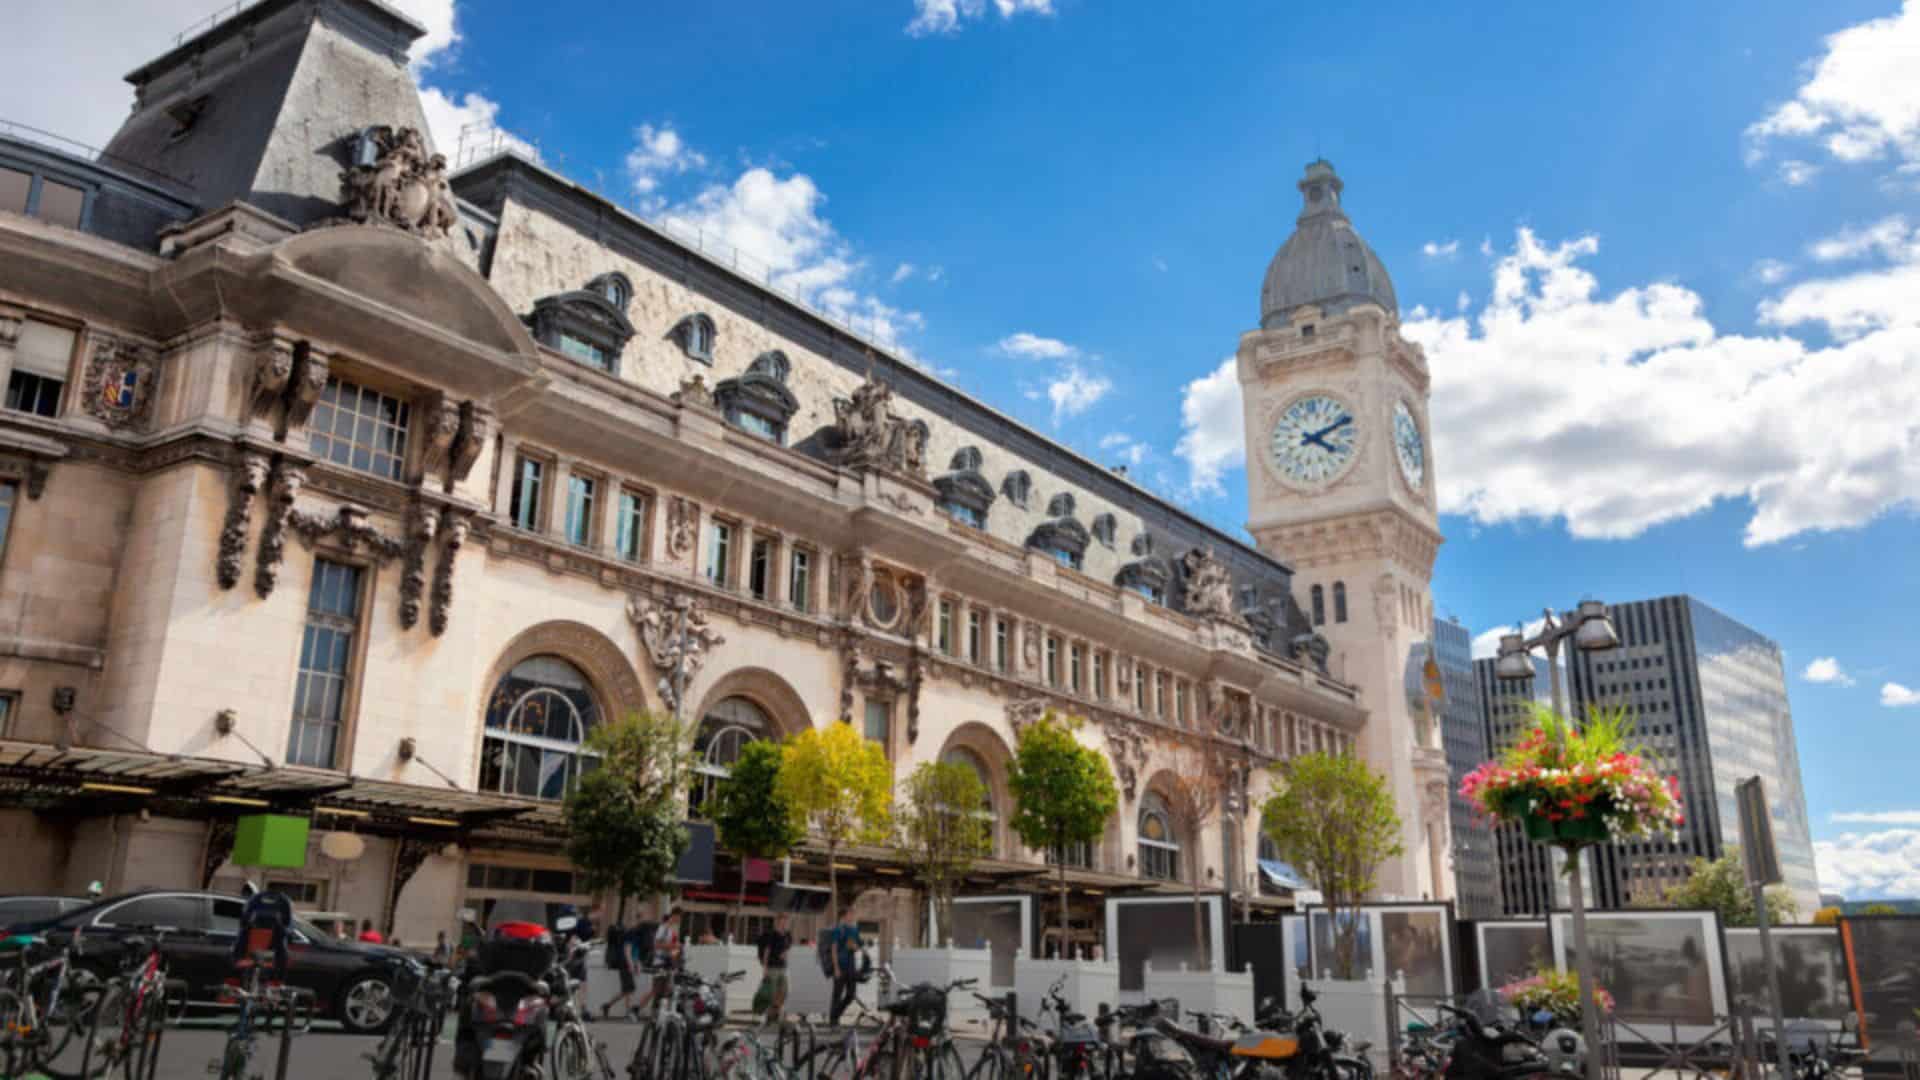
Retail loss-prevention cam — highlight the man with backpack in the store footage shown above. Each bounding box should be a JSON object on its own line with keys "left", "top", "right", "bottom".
{"left": 632, "top": 907, "right": 681, "bottom": 1018}
{"left": 826, "top": 908, "right": 861, "bottom": 1026}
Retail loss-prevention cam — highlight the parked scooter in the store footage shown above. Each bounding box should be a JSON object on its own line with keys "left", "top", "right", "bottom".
{"left": 1435, "top": 1002, "right": 1581, "bottom": 1080}
{"left": 454, "top": 902, "right": 559, "bottom": 1080}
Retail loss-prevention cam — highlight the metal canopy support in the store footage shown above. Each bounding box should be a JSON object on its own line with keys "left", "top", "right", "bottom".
{"left": 201, "top": 817, "right": 238, "bottom": 888}
{"left": 385, "top": 835, "right": 441, "bottom": 937}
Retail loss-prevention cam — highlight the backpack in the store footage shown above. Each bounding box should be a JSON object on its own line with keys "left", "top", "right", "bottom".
{"left": 817, "top": 928, "right": 836, "bottom": 977}
{"left": 604, "top": 922, "right": 625, "bottom": 969}
{"left": 631, "top": 920, "right": 658, "bottom": 969}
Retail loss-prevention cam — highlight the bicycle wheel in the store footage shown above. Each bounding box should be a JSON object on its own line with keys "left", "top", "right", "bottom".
{"left": 217, "top": 1036, "right": 250, "bottom": 1080}
{"left": 966, "top": 1045, "right": 1011, "bottom": 1080}
{"left": 0, "top": 986, "right": 32, "bottom": 1080}
{"left": 714, "top": 1033, "right": 763, "bottom": 1080}
{"left": 923, "top": 1043, "right": 965, "bottom": 1080}
{"left": 553, "top": 1021, "right": 596, "bottom": 1080}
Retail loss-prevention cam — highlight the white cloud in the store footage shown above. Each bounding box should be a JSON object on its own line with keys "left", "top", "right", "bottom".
{"left": 1401, "top": 227, "right": 1920, "bottom": 547}
{"left": 1153, "top": 257, "right": 1170, "bottom": 273}
{"left": 1456, "top": 290, "right": 1472, "bottom": 311}
{"left": 1753, "top": 259, "right": 1793, "bottom": 285}
{"left": 927, "top": 265, "right": 947, "bottom": 283}
{"left": 1747, "top": 1, "right": 1920, "bottom": 169}
{"left": 891, "top": 263, "right": 917, "bottom": 284}
{"left": 1422, "top": 239, "right": 1461, "bottom": 259}
{"left": 625, "top": 124, "right": 706, "bottom": 209}
{"left": 1046, "top": 365, "right": 1111, "bottom": 424}
{"left": 907, "top": 0, "right": 1054, "bottom": 36}
{"left": 1470, "top": 618, "right": 1549, "bottom": 661}
{"left": 1802, "top": 657, "right": 1855, "bottom": 686}
{"left": 1832, "top": 810, "right": 1920, "bottom": 825}
{"left": 997, "top": 333, "right": 1078, "bottom": 360}
{"left": 1816, "top": 828, "right": 1920, "bottom": 899}
{"left": 418, "top": 87, "right": 538, "bottom": 164}
{"left": 1778, "top": 160, "right": 1821, "bottom": 186}
{"left": 657, "top": 163, "right": 925, "bottom": 357}
{"left": 1172, "top": 357, "right": 1244, "bottom": 497}
{"left": 1099, "top": 432, "right": 1151, "bottom": 469}
{"left": 1884, "top": 682, "right": 1920, "bottom": 707}
{"left": 1761, "top": 217, "right": 1920, "bottom": 340}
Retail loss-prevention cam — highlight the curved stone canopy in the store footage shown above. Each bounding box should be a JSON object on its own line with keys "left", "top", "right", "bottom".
{"left": 1259, "top": 160, "right": 1398, "bottom": 328}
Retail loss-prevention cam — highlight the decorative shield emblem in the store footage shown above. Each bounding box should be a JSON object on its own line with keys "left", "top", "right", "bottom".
{"left": 83, "top": 338, "right": 156, "bottom": 429}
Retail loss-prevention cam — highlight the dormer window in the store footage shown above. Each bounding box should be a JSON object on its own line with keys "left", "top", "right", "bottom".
{"left": 1091, "top": 513, "right": 1117, "bottom": 548}
{"left": 526, "top": 282, "right": 636, "bottom": 376}
{"left": 1001, "top": 470, "right": 1032, "bottom": 509}
{"left": 673, "top": 314, "right": 717, "bottom": 364}
{"left": 713, "top": 350, "right": 798, "bottom": 445}
{"left": 934, "top": 445, "right": 996, "bottom": 530}
{"left": 589, "top": 272, "right": 632, "bottom": 310}
{"left": 1049, "top": 546, "right": 1082, "bottom": 571}
{"left": 1028, "top": 505, "right": 1089, "bottom": 573}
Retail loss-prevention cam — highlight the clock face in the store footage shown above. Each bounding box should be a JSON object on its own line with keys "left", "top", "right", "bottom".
{"left": 1392, "top": 399, "right": 1426, "bottom": 488}
{"left": 1269, "top": 394, "right": 1360, "bottom": 487}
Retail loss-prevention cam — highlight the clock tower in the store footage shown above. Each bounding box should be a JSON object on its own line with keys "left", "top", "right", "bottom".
{"left": 1237, "top": 160, "right": 1452, "bottom": 901}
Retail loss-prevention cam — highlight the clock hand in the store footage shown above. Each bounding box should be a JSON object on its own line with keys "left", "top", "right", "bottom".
{"left": 1301, "top": 432, "right": 1335, "bottom": 451}
{"left": 1308, "top": 415, "right": 1354, "bottom": 441}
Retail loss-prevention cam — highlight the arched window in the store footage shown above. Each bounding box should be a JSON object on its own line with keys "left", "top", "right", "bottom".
{"left": 941, "top": 745, "right": 998, "bottom": 856}
{"left": 481, "top": 656, "right": 602, "bottom": 800}
{"left": 691, "top": 696, "right": 771, "bottom": 818}
{"left": 1310, "top": 584, "right": 1326, "bottom": 626}
{"left": 673, "top": 314, "right": 717, "bottom": 363}
{"left": 1138, "top": 791, "right": 1180, "bottom": 881}
{"left": 1333, "top": 581, "right": 1348, "bottom": 624}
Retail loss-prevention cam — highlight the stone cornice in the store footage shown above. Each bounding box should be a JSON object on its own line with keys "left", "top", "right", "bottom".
{"left": 1254, "top": 506, "right": 1442, "bottom": 578}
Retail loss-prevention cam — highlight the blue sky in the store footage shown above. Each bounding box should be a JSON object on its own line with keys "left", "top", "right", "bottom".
{"left": 17, "top": 0, "right": 1920, "bottom": 898}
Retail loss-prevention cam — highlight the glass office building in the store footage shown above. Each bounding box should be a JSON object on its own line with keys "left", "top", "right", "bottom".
{"left": 1434, "top": 618, "right": 1499, "bottom": 919}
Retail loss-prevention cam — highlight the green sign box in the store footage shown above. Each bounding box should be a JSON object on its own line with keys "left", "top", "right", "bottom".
{"left": 232, "top": 813, "right": 310, "bottom": 868}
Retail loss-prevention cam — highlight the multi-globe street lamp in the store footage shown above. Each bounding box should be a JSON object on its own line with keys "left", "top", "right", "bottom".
{"left": 1494, "top": 600, "right": 1620, "bottom": 1080}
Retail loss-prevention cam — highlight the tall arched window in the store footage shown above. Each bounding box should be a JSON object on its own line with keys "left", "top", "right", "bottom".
{"left": 691, "top": 696, "right": 771, "bottom": 818}
{"left": 1310, "top": 584, "right": 1326, "bottom": 626}
{"left": 1333, "top": 581, "right": 1348, "bottom": 624}
{"left": 1138, "top": 791, "right": 1180, "bottom": 881}
{"left": 941, "top": 745, "right": 998, "bottom": 857}
{"left": 481, "top": 656, "right": 602, "bottom": 800}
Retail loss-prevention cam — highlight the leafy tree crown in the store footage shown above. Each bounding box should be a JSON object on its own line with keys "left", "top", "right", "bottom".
{"left": 777, "top": 721, "right": 892, "bottom": 847}
{"left": 711, "top": 739, "right": 805, "bottom": 861}
{"left": 1008, "top": 712, "right": 1118, "bottom": 852}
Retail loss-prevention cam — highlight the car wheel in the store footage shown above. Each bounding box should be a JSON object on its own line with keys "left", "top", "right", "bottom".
{"left": 337, "top": 972, "right": 397, "bottom": 1034}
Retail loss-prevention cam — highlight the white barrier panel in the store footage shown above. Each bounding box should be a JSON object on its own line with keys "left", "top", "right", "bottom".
{"left": 1014, "top": 955, "right": 1121, "bottom": 1025}
{"left": 890, "top": 946, "right": 994, "bottom": 1031}
{"left": 1302, "top": 975, "right": 1403, "bottom": 1068}
{"left": 1143, "top": 963, "right": 1255, "bottom": 1027}
{"left": 684, "top": 943, "right": 762, "bottom": 1015}
{"left": 788, "top": 955, "right": 877, "bottom": 1020}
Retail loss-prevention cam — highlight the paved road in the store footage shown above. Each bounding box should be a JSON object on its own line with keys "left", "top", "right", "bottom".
{"left": 47, "top": 1014, "right": 991, "bottom": 1079}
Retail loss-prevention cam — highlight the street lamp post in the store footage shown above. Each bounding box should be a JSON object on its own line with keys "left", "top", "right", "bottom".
{"left": 1495, "top": 600, "right": 1620, "bottom": 1080}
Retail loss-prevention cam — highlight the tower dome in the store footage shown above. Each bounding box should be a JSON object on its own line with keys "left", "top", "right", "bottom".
{"left": 1259, "top": 160, "right": 1397, "bottom": 329}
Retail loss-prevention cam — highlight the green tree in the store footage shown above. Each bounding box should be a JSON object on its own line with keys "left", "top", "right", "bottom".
{"left": 1641, "top": 848, "right": 1799, "bottom": 926}
{"left": 1858, "top": 902, "right": 1899, "bottom": 916}
{"left": 565, "top": 768, "right": 688, "bottom": 915}
{"left": 1008, "top": 712, "right": 1119, "bottom": 953}
{"left": 563, "top": 712, "right": 700, "bottom": 916}
{"left": 894, "top": 760, "right": 992, "bottom": 947}
{"left": 1260, "top": 751, "right": 1404, "bottom": 979}
{"left": 710, "top": 740, "right": 805, "bottom": 941}
{"left": 1811, "top": 906, "right": 1841, "bottom": 926}
{"left": 778, "top": 721, "right": 892, "bottom": 920}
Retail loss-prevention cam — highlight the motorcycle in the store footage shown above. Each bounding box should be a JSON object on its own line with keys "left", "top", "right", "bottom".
{"left": 1271, "top": 985, "right": 1373, "bottom": 1080}
{"left": 456, "top": 908, "right": 560, "bottom": 1080}
{"left": 1435, "top": 1002, "right": 1580, "bottom": 1080}
{"left": 1097, "top": 998, "right": 1193, "bottom": 1080}
{"left": 1040, "top": 974, "right": 1105, "bottom": 1080}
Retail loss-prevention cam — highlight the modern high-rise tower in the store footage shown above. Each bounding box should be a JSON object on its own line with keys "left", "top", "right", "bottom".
{"left": 1433, "top": 618, "right": 1497, "bottom": 918}
{"left": 1479, "top": 596, "right": 1818, "bottom": 916}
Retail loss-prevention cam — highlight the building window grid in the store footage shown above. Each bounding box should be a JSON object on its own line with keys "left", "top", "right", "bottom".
{"left": 1091, "top": 652, "right": 1106, "bottom": 700}
{"left": 1069, "top": 644, "right": 1084, "bottom": 694}
{"left": 309, "top": 377, "right": 410, "bottom": 481}
{"left": 288, "top": 559, "right": 363, "bottom": 769}
{"left": 509, "top": 455, "right": 545, "bottom": 532}
{"left": 994, "top": 619, "right": 1010, "bottom": 672}
{"left": 563, "top": 473, "right": 596, "bottom": 547}
{"left": 615, "top": 490, "right": 647, "bottom": 562}
{"left": 0, "top": 481, "right": 14, "bottom": 563}
{"left": 706, "top": 520, "right": 733, "bottom": 587}
{"left": 937, "top": 599, "right": 955, "bottom": 655}
{"left": 1044, "top": 636, "right": 1060, "bottom": 687}
{"left": 749, "top": 536, "right": 773, "bottom": 601}
{"left": 788, "top": 547, "right": 812, "bottom": 611}
{"left": 966, "top": 610, "right": 983, "bottom": 665}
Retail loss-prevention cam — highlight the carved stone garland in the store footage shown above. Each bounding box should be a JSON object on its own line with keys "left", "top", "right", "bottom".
{"left": 627, "top": 592, "right": 725, "bottom": 711}
{"left": 665, "top": 497, "right": 698, "bottom": 563}
{"left": 217, "top": 451, "right": 271, "bottom": 590}
{"left": 429, "top": 509, "right": 470, "bottom": 637}
{"left": 254, "top": 461, "right": 307, "bottom": 599}
{"left": 287, "top": 504, "right": 408, "bottom": 564}
{"left": 1007, "top": 696, "right": 1049, "bottom": 736}
{"left": 397, "top": 502, "right": 439, "bottom": 629}
{"left": 1102, "top": 719, "right": 1150, "bottom": 805}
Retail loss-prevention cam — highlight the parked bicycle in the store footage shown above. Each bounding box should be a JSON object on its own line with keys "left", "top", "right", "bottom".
{"left": 366, "top": 956, "right": 458, "bottom": 1080}
{"left": 80, "top": 931, "right": 187, "bottom": 1080}
{"left": 0, "top": 927, "right": 111, "bottom": 1080}
{"left": 631, "top": 967, "right": 745, "bottom": 1080}
{"left": 211, "top": 951, "right": 314, "bottom": 1080}
{"left": 714, "top": 1018, "right": 820, "bottom": 1080}
{"left": 810, "top": 970, "right": 974, "bottom": 1080}
{"left": 967, "top": 990, "right": 1049, "bottom": 1080}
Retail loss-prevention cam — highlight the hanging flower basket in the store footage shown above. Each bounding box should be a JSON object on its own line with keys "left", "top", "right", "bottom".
{"left": 1460, "top": 704, "right": 1683, "bottom": 850}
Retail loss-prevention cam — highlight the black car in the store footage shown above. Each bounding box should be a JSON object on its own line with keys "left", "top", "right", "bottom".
{"left": 0, "top": 894, "right": 91, "bottom": 928}
{"left": 16, "top": 889, "right": 407, "bottom": 1034}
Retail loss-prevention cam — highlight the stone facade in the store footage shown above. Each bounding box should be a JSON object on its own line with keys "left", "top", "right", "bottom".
{"left": 0, "top": 0, "right": 1383, "bottom": 945}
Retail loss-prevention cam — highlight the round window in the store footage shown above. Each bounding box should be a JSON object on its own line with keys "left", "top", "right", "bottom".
{"left": 869, "top": 581, "right": 900, "bottom": 626}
